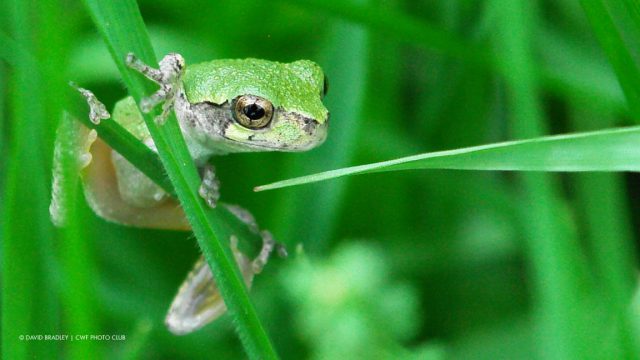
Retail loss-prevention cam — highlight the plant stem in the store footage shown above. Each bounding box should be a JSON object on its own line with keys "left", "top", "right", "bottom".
{"left": 81, "top": 0, "right": 278, "bottom": 358}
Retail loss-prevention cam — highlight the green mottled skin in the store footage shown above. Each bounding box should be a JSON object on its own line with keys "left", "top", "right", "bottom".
{"left": 184, "top": 58, "right": 328, "bottom": 123}
{"left": 110, "top": 58, "right": 329, "bottom": 207}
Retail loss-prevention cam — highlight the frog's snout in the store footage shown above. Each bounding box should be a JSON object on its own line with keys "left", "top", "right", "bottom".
{"left": 304, "top": 113, "right": 329, "bottom": 150}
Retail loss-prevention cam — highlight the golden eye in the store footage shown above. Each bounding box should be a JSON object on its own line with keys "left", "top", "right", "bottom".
{"left": 233, "top": 95, "right": 274, "bottom": 129}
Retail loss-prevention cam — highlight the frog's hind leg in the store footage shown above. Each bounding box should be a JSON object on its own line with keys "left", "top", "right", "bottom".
{"left": 82, "top": 135, "right": 191, "bottom": 231}
{"left": 164, "top": 236, "right": 255, "bottom": 335}
{"left": 68, "top": 84, "right": 191, "bottom": 230}
{"left": 164, "top": 207, "right": 280, "bottom": 335}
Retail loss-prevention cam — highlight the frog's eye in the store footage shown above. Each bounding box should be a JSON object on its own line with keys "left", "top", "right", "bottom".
{"left": 322, "top": 76, "right": 329, "bottom": 98}
{"left": 233, "top": 95, "right": 274, "bottom": 129}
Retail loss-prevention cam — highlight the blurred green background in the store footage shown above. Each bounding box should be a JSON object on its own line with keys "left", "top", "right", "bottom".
{"left": 3, "top": 0, "right": 640, "bottom": 358}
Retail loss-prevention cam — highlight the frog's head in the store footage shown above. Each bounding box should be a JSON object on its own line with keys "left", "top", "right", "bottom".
{"left": 178, "top": 58, "right": 329, "bottom": 153}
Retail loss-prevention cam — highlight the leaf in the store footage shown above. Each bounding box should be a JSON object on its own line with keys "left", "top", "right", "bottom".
{"left": 255, "top": 126, "right": 640, "bottom": 191}
{"left": 580, "top": 0, "right": 640, "bottom": 121}
{"left": 81, "top": 0, "right": 278, "bottom": 358}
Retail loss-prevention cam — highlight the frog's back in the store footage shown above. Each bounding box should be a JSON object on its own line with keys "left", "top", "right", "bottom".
{"left": 184, "top": 58, "right": 327, "bottom": 122}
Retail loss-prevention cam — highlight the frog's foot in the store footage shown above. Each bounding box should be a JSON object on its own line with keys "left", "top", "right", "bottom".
{"left": 69, "top": 82, "right": 111, "bottom": 124}
{"left": 252, "top": 231, "right": 275, "bottom": 273}
{"left": 165, "top": 236, "right": 254, "bottom": 335}
{"left": 275, "top": 242, "right": 289, "bottom": 258}
{"left": 125, "top": 52, "right": 185, "bottom": 125}
{"left": 249, "top": 231, "right": 288, "bottom": 273}
{"left": 224, "top": 204, "right": 260, "bottom": 233}
{"left": 223, "top": 204, "right": 288, "bottom": 273}
{"left": 198, "top": 164, "right": 220, "bottom": 208}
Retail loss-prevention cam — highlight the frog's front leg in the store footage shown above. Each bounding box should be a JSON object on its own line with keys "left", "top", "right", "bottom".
{"left": 125, "top": 52, "right": 185, "bottom": 124}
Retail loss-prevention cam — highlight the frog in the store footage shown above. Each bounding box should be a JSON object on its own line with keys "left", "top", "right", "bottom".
{"left": 60, "top": 53, "right": 329, "bottom": 335}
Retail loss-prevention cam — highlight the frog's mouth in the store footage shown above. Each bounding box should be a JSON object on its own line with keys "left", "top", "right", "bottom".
{"left": 224, "top": 115, "right": 328, "bottom": 152}
{"left": 221, "top": 110, "right": 329, "bottom": 152}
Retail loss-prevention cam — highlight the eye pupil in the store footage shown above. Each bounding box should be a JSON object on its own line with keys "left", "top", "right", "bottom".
{"left": 233, "top": 95, "right": 274, "bottom": 129}
{"left": 243, "top": 104, "right": 265, "bottom": 120}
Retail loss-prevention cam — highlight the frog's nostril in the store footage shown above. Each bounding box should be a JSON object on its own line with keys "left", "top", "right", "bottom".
{"left": 302, "top": 119, "right": 317, "bottom": 135}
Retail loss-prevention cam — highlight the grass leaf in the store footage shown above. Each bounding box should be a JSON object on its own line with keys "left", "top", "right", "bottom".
{"left": 269, "top": 1, "right": 369, "bottom": 252}
{"left": 284, "top": 0, "right": 488, "bottom": 62}
{"left": 255, "top": 126, "right": 640, "bottom": 191}
{"left": 2, "top": 2, "right": 58, "bottom": 358}
{"left": 494, "top": 1, "right": 592, "bottom": 358}
{"left": 580, "top": 0, "right": 640, "bottom": 121}
{"left": 81, "top": 0, "right": 278, "bottom": 358}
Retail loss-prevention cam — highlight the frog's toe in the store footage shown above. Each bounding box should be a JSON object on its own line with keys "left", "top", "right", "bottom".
{"left": 69, "top": 82, "right": 110, "bottom": 125}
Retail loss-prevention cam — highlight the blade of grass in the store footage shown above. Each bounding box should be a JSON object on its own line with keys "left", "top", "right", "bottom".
{"left": 580, "top": 0, "right": 640, "bottom": 121}
{"left": 283, "top": 0, "right": 628, "bottom": 122}
{"left": 0, "top": 50, "right": 5, "bottom": 197}
{"left": 622, "top": 0, "right": 640, "bottom": 37}
{"left": 495, "top": 1, "right": 592, "bottom": 358}
{"left": 2, "top": 1, "right": 58, "bottom": 358}
{"left": 277, "top": 0, "right": 489, "bottom": 63}
{"left": 570, "top": 103, "right": 640, "bottom": 358}
{"left": 538, "top": 26, "right": 626, "bottom": 115}
{"left": 270, "top": 0, "right": 369, "bottom": 252}
{"left": 80, "top": 1, "right": 277, "bottom": 358}
{"left": 54, "top": 114, "right": 101, "bottom": 359}
{"left": 2, "top": 9, "right": 97, "bottom": 359}
{"left": 255, "top": 126, "right": 640, "bottom": 191}
{"left": 41, "top": 1, "right": 101, "bottom": 357}
{"left": 0, "top": 21, "right": 99, "bottom": 359}
{"left": 120, "top": 318, "right": 153, "bottom": 360}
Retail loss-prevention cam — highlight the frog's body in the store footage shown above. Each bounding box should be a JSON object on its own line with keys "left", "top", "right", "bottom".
{"left": 63, "top": 54, "right": 329, "bottom": 335}
{"left": 107, "top": 57, "right": 328, "bottom": 210}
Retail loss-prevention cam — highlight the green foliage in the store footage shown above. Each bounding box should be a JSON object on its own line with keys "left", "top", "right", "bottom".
{"left": 3, "top": 0, "right": 640, "bottom": 359}
{"left": 256, "top": 126, "right": 640, "bottom": 191}
{"left": 81, "top": 0, "right": 278, "bottom": 358}
{"left": 281, "top": 243, "right": 424, "bottom": 359}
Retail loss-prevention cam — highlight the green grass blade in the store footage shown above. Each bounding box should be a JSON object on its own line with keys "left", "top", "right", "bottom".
{"left": 622, "top": 0, "right": 640, "bottom": 37}
{"left": 283, "top": 0, "right": 488, "bottom": 62}
{"left": 81, "top": 1, "right": 278, "bottom": 358}
{"left": 270, "top": 0, "right": 369, "bottom": 252}
{"left": 120, "top": 318, "right": 153, "bottom": 360}
{"left": 54, "top": 114, "right": 101, "bottom": 359}
{"left": 496, "top": 1, "right": 592, "bottom": 358}
{"left": 538, "top": 26, "right": 626, "bottom": 115}
{"left": 2, "top": 1, "right": 58, "bottom": 358}
{"left": 571, "top": 104, "right": 640, "bottom": 357}
{"left": 255, "top": 126, "right": 640, "bottom": 191}
{"left": 580, "top": 0, "right": 640, "bottom": 121}
{"left": 287, "top": 0, "right": 629, "bottom": 123}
